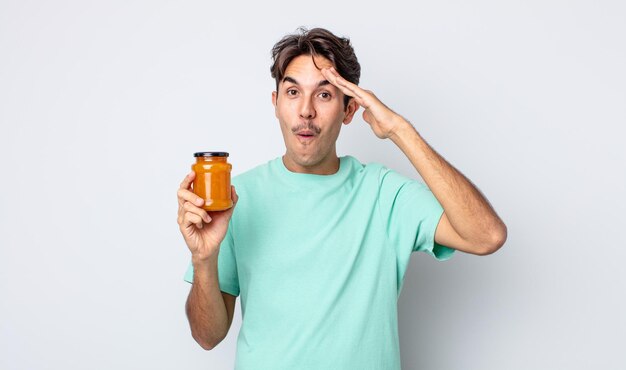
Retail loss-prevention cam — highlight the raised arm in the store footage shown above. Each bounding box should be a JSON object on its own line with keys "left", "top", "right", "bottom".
{"left": 321, "top": 67, "right": 507, "bottom": 255}
{"left": 185, "top": 259, "right": 237, "bottom": 350}
{"left": 389, "top": 123, "right": 507, "bottom": 255}
{"left": 177, "top": 172, "right": 239, "bottom": 349}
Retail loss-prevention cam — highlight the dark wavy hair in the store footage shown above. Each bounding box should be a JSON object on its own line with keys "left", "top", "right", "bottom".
{"left": 270, "top": 27, "right": 361, "bottom": 109}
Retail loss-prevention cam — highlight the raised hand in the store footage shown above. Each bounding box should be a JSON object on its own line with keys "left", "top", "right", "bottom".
{"left": 321, "top": 66, "right": 406, "bottom": 139}
{"left": 177, "top": 171, "right": 238, "bottom": 263}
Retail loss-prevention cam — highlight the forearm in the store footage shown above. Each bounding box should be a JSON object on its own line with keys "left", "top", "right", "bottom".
{"left": 389, "top": 118, "right": 506, "bottom": 246}
{"left": 186, "top": 256, "right": 229, "bottom": 350}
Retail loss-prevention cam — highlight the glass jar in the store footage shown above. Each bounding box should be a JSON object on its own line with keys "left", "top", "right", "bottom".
{"left": 192, "top": 152, "right": 233, "bottom": 211}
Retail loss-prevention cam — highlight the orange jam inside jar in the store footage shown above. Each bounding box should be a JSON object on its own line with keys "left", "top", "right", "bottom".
{"left": 192, "top": 152, "right": 233, "bottom": 211}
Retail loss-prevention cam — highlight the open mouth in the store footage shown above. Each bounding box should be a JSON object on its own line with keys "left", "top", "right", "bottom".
{"left": 296, "top": 135, "right": 315, "bottom": 144}
{"left": 296, "top": 130, "right": 316, "bottom": 141}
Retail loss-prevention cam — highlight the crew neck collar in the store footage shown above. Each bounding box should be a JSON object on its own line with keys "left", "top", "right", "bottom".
{"left": 271, "top": 155, "right": 353, "bottom": 188}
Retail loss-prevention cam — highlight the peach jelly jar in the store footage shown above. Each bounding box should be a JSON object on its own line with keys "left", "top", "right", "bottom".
{"left": 192, "top": 152, "right": 233, "bottom": 211}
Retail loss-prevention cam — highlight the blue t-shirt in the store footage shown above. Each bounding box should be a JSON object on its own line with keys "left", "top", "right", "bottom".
{"left": 184, "top": 155, "right": 454, "bottom": 369}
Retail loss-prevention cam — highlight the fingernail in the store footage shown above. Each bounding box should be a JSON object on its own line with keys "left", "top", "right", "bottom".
{"left": 196, "top": 198, "right": 204, "bottom": 206}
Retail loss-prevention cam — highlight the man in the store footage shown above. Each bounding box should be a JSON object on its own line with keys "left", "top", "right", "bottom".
{"left": 177, "top": 27, "right": 507, "bottom": 369}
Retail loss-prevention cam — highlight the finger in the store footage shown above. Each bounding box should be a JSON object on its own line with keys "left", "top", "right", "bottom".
{"left": 180, "top": 171, "right": 195, "bottom": 189}
{"left": 219, "top": 186, "right": 239, "bottom": 218}
{"left": 329, "top": 68, "right": 370, "bottom": 106}
{"left": 178, "top": 172, "right": 198, "bottom": 208}
{"left": 183, "top": 201, "right": 212, "bottom": 223}
{"left": 183, "top": 212, "right": 204, "bottom": 230}
{"left": 321, "top": 67, "right": 351, "bottom": 93}
{"left": 178, "top": 188, "right": 205, "bottom": 209}
{"left": 231, "top": 186, "right": 239, "bottom": 205}
{"left": 321, "top": 67, "right": 368, "bottom": 104}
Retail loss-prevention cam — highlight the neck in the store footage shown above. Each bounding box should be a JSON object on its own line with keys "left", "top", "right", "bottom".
{"left": 282, "top": 153, "right": 340, "bottom": 175}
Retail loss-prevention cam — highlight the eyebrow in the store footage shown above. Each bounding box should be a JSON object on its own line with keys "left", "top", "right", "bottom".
{"left": 282, "top": 76, "right": 331, "bottom": 88}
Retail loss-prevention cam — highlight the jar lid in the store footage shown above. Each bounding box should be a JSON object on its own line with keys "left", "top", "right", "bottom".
{"left": 194, "top": 152, "right": 229, "bottom": 157}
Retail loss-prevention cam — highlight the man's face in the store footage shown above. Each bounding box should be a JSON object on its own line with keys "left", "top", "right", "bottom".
{"left": 272, "top": 55, "right": 358, "bottom": 171}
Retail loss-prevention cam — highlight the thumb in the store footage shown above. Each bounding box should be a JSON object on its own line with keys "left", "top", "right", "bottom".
{"left": 223, "top": 186, "right": 238, "bottom": 217}
{"left": 231, "top": 186, "right": 239, "bottom": 204}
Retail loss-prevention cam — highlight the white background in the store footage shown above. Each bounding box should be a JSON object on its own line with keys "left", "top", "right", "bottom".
{"left": 1, "top": 0, "right": 625, "bottom": 369}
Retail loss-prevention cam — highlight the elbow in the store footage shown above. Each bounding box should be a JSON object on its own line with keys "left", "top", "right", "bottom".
{"left": 191, "top": 327, "right": 226, "bottom": 351}
{"left": 198, "top": 341, "right": 215, "bottom": 351}
{"left": 197, "top": 337, "right": 217, "bottom": 351}
{"left": 199, "top": 341, "right": 217, "bottom": 351}
{"left": 479, "top": 223, "right": 508, "bottom": 255}
{"left": 192, "top": 332, "right": 223, "bottom": 351}
{"left": 185, "top": 301, "right": 228, "bottom": 351}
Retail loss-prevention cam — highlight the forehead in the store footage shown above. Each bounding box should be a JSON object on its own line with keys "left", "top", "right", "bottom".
{"left": 283, "top": 55, "right": 334, "bottom": 83}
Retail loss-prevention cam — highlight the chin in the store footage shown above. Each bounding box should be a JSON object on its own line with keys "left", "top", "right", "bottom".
{"left": 294, "top": 154, "right": 321, "bottom": 167}
{"left": 288, "top": 150, "right": 324, "bottom": 168}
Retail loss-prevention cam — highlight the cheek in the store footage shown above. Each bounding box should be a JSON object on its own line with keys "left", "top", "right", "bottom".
{"left": 276, "top": 100, "right": 296, "bottom": 119}
{"left": 319, "top": 105, "right": 346, "bottom": 125}
{"left": 274, "top": 104, "right": 288, "bottom": 124}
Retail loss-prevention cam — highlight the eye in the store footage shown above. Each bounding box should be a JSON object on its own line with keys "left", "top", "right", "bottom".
{"left": 286, "top": 89, "right": 298, "bottom": 96}
{"left": 319, "top": 92, "right": 331, "bottom": 99}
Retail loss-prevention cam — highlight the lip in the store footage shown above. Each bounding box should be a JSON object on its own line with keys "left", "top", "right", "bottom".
{"left": 296, "top": 129, "right": 315, "bottom": 135}
{"left": 295, "top": 131, "right": 317, "bottom": 143}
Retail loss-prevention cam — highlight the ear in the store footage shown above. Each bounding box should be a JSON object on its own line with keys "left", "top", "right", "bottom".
{"left": 272, "top": 91, "right": 278, "bottom": 117}
{"left": 342, "top": 98, "right": 360, "bottom": 125}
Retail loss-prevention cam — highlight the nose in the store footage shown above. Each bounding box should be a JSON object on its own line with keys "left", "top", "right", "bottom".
{"left": 299, "top": 95, "right": 316, "bottom": 119}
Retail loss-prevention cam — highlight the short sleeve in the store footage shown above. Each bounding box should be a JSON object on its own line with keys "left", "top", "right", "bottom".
{"left": 183, "top": 221, "right": 240, "bottom": 297}
{"left": 378, "top": 168, "right": 455, "bottom": 261}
